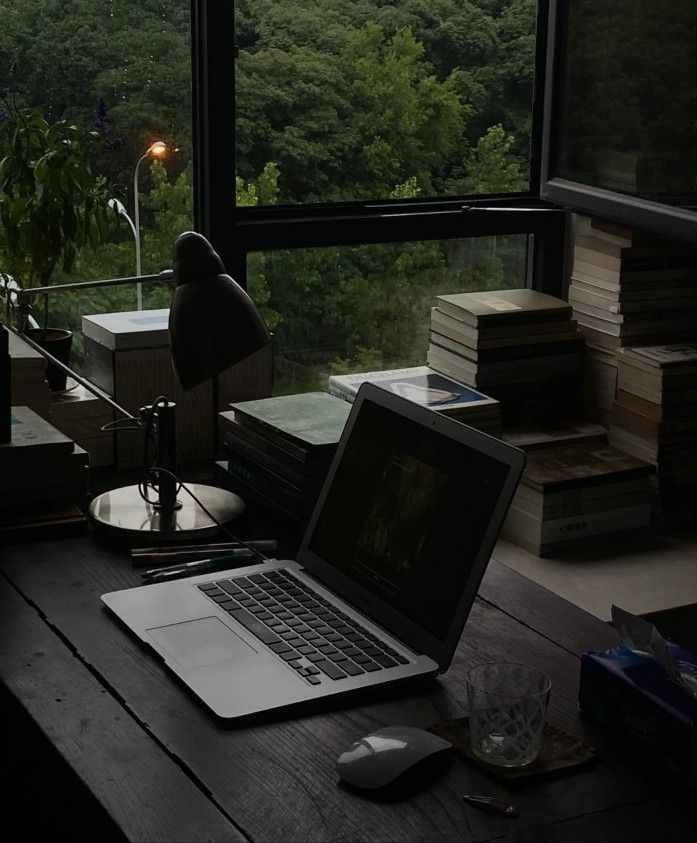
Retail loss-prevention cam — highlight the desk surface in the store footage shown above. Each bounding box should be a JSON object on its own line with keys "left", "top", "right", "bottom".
{"left": 1, "top": 535, "right": 695, "bottom": 843}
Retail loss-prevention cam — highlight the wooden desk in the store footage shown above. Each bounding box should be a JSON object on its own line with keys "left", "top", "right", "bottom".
{"left": 1, "top": 535, "right": 695, "bottom": 842}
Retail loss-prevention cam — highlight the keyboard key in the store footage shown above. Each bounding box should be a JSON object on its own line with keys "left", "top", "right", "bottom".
{"left": 362, "top": 660, "right": 381, "bottom": 672}
{"left": 217, "top": 599, "right": 237, "bottom": 611}
{"left": 258, "top": 598, "right": 276, "bottom": 607}
{"left": 210, "top": 593, "right": 232, "bottom": 603}
{"left": 300, "top": 630, "right": 320, "bottom": 641}
{"left": 247, "top": 587, "right": 265, "bottom": 598}
{"left": 315, "top": 659, "right": 347, "bottom": 680}
{"left": 198, "top": 582, "right": 221, "bottom": 593}
{"left": 237, "top": 597, "right": 256, "bottom": 608}
{"left": 344, "top": 632, "right": 362, "bottom": 643}
{"left": 269, "top": 605, "right": 287, "bottom": 615}
{"left": 327, "top": 651, "right": 348, "bottom": 662}
{"left": 297, "top": 645, "right": 316, "bottom": 656}
{"left": 276, "top": 611, "right": 293, "bottom": 620}
{"left": 336, "top": 625, "right": 354, "bottom": 636}
{"left": 248, "top": 605, "right": 267, "bottom": 615}
{"left": 364, "top": 646, "right": 383, "bottom": 658}
{"left": 342, "top": 660, "right": 365, "bottom": 676}
{"left": 269, "top": 641, "right": 292, "bottom": 654}
{"left": 344, "top": 646, "right": 362, "bottom": 658}
{"left": 265, "top": 617, "right": 284, "bottom": 628}
{"left": 232, "top": 577, "right": 253, "bottom": 588}
{"left": 353, "top": 653, "right": 372, "bottom": 664}
{"left": 248, "top": 574, "right": 267, "bottom": 584}
{"left": 279, "top": 650, "right": 300, "bottom": 662}
{"left": 334, "top": 639, "right": 353, "bottom": 650}
{"left": 279, "top": 630, "right": 298, "bottom": 640}
{"left": 374, "top": 653, "right": 397, "bottom": 668}
{"left": 256, "top": 611, "right": 274, "bottom": 621}
{"left": 318, "top": 644, "right": 339, "bottom": 656}
{"left": 325, "top": 617, "right": 342, "bottom": 629}
{"left": 285, "top": 618, "right": 303, "bottom": 628}
{"left": 325, "top": 632, "right": 342, "bottom": 643}
{"left": 277, "top": 595, "right": 294, "bottom": 605}
{"left": 316, "top": 626, "right": 333, "bottom": 636}
{"left": 394, "top": 654, "right": 409, "bottom": 664}
{"left": 307, "top": 652, "right": 326, "bottom": 663}
{"left": 228, "top": 608, "right": 280, "bottom": 646}
{"left": 289, "top": 660, "right": 303, "bottom": 669}
{"left": 315, "top": 609, "right": 334, "bottom": 620}
{"left": 305, "top": 665, "right": 320, "bottom": 675}
{"left": 307, "top": 619, "right": 325, "bottom": 629}
{"left": 307, "top": 675, "right": 322, "bottom": 685}
{"left": 285, "top": 637, "right": 304, "bottom": 647}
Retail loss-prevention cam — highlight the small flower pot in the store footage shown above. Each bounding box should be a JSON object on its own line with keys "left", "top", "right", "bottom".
{"left": 27, "top": 328, "right": 73, "bottom": 392}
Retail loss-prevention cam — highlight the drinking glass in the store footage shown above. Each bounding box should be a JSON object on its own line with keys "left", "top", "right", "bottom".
{"left": 466, "top": 662, "right": 551, "bottom": 767}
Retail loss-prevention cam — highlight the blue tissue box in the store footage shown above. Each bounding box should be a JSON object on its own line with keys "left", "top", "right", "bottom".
{"left": 579, "top": 642, "right": 697, "bottom": 786}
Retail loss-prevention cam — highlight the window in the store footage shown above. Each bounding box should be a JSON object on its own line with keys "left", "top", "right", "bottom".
{"left": 0, "top": 0, "right": 193, "bottom": 362}
{"left": 541, "top": 0, "right": 697, "bottom": 242}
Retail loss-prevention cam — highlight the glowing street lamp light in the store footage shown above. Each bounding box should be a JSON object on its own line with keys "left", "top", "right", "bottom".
{"left": 134, "top": 141, "right": 168, "bottom": 309}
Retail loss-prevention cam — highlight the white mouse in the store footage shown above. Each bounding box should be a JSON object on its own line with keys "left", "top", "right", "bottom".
{"left": 336, "top": 726, "right": 453, "bottom": 790}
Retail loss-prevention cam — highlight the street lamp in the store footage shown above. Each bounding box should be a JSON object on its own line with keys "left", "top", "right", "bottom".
{"left": 134, "top": 141, "right": 168, "bottom": 310}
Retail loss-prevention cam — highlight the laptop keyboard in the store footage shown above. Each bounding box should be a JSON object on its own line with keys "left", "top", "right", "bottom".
{"left": 198, "top": 569, "right": 409, "bottom": 685}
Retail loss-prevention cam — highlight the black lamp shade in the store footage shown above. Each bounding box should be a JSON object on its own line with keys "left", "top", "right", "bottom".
{"left": 169, "top": 232, "right": 271, "bottom": 390}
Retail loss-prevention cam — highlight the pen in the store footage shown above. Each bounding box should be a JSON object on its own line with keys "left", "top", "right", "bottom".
{"left": 141, "top": 549, "right": 257, "bottom": 583}
{"left": 131, "top": 539, "right": 277, "bottom": 567}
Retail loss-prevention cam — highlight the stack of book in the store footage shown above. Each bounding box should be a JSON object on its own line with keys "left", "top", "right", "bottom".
{"left": 217, "top": 392, "right": 351, "bottom": 533}
{"left": 501, "top": 440, "right": 654, "bottom": 557}
{"left": 427, "top": 289, "right": 583, "bottom": 424}
{"left": 328, "top": 366, "right": 501, "bottom": 436}
{"left": 0, "top": 406, "right": 90, "bottom": 539}
{"left": 50, "top": 383, "right": 114, "bottom": 467}
{"left": 569, "top": 216, "right": 697, "bottom": 424}
{"left": 8, "top": 330, "right": 51, "bottom": 418}
{"left": 609, "top": 345, "right": 697, "bottom": 529}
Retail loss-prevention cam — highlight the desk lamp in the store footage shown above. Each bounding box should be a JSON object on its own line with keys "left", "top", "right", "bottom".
{"left": 12, "top": 232, "right": 271, "bottom": 541}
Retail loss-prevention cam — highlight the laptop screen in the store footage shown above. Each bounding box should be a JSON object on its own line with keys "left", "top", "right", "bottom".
{"left": 306, "top": 398, "right": 510, "bottom": 640}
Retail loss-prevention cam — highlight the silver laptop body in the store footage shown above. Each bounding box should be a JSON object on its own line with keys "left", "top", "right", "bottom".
{"left": 102, "top": 383, "right": 524, "bottom": 720}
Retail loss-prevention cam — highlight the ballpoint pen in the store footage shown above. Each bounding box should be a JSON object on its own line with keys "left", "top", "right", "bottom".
{"left": 141, "top": 549, "right": 257, "bottom": 583}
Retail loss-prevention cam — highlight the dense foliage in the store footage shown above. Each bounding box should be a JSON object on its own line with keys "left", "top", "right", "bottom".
{"left": 0, "top": 0, "right": 536, "bottom": 385}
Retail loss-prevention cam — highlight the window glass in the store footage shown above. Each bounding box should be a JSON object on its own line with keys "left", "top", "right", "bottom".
{"left": 0, "top": 0, "right": 192, "bottom": 341}
{"left": 553, "top": 0, "right": 697, "bottom": 208}
{"left": 235, "top": 0, "right": 537, "bottom": 205}
{"left": 248, "top": 235, "right": 530, "bottom": 394}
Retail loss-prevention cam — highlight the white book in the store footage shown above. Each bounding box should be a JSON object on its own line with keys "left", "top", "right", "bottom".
{"left": 327, "top": 366, "right": 499, "bottom": 416}
{"left": 503, "top": 502, "right": 651, "bottom": 545}
{"left": 82, "top": 308, "right": 170, "bottom": 350}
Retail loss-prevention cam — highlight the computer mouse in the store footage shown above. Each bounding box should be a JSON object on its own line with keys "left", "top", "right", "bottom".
{"left": 336, "top": 726, "right": 453, "bottom": 791}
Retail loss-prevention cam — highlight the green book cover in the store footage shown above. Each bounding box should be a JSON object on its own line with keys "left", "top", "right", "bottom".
{"left": 230, "top": 392, "right": 351, "bottom": 448}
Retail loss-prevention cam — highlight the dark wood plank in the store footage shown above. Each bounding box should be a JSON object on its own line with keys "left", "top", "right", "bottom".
{"left": 480, "top": 558, "right": 620, "bottom": 657}
{"left": 1, "top": 535, "right": 682, "bottom": 842}
{"left": 0, "top": 573, "right": 246, "bottom": 843}
{"left": 487, "top": 796, "right": 697, "bottom": 842}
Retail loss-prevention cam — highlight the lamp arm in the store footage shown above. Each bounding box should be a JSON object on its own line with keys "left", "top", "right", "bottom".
{"left": 7, "top": 324, "right": 135, "bottom": 421}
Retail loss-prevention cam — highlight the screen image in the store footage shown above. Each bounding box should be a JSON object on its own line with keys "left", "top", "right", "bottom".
{"left": 308, "top": 400, "right": 510, "bottom": 640}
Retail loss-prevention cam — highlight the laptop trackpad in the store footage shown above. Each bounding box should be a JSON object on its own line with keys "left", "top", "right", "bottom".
{"left": 147, "top": 617, "right": 258, "bottom": 669}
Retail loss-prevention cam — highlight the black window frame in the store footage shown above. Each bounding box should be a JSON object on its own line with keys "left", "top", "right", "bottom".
{"left": 539, "top": 0, "right": 697, "bottom": 244}
{"left": 192, "top": 0, "right": 567, "bottom": 295}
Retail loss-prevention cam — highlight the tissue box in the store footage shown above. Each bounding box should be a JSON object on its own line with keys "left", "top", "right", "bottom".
{"left": 579, "top": 642, "right": 697, "bottom": 786}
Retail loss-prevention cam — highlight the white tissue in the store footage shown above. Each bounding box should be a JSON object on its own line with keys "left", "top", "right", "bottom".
{"left": 611, "top": 605, "right": 697, "bottom": 700}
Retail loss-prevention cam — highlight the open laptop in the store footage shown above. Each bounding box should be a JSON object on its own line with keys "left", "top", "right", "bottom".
{"left": 102, "top": 383, "right": 525, "bottom": 720}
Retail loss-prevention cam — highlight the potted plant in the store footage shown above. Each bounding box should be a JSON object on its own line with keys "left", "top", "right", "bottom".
{"left": 0, "top": 91, "right": 116, "bottom": 390}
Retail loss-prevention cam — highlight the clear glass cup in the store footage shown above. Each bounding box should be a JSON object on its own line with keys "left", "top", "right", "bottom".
{"left": 466, "top": 662, "right": 551, "bottom": 767}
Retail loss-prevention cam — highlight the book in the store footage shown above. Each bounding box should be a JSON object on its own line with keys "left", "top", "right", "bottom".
{"left": 327, "top": 366, "right": 500, "bottom": 420}
{"left": 429, "top": 332, "right": 584, "bottom": 363}
{"left": 430, "top": 308, "right": 578, "bottom": 347}
{"left": 519, "top": 441, "right": 654, "bottom": 493}
{"left": 435, "top": 289, "right": 571, "bottom": 327}
{"left": 502, "top": 420, "right": 607, "bottom": 450}
{"left": 230, "top": 392, "right": 351, "bottom": 451}
{"left": 1, "top": 406, "right": 75, "bottom": 463}
{"left": 82, "top": 308, "right": 170, "bottom": 350}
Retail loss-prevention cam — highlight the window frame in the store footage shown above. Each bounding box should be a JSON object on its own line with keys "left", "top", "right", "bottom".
{"left": 539, "top": 0, "right": 697, "bottom": 244}
{"left": 192, "top": 0, "right": 567, "bottom": 294}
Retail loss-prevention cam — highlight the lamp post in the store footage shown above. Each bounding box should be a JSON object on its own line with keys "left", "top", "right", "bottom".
{"left": 134, "top": 141, "right": 167, "bottom": 309}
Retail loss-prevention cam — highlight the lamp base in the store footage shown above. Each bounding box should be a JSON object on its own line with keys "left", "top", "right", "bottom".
{"left": 88, "top": 482, "right": 245, "bottom": 542}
